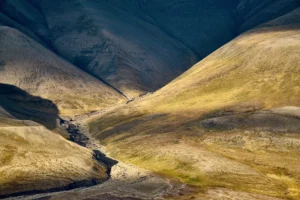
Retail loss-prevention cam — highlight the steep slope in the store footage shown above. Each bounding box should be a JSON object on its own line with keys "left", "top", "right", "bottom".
{"left": 0, "top": 84, "right": 108, "bottom": 197}
{"left": 86, "top": 9, "right": 300, "bottom": 199}
{"left": 0, "top": 25, "right": 126, "bottom": 116}
{"left": 235, "top": 0, "right": 300, "bottom": 33}
{"left": 0, "top": 0, "right": 51, "bottom": 46}
{"left": 30, "top": 0, "right": 198, "bottom": 98}
{"left": 145, "top": 7, "right": 300, "bottom": 113}
{"left": 100, "top": 0, "right": 238, "bottom": 59}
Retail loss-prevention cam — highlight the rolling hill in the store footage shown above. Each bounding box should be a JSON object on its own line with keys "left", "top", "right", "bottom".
{"left": 86, "top": 8, "right": 300, "bottom": 199}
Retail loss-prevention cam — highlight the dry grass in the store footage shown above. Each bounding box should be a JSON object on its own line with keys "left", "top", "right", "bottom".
{"left": 89, "top": 124, "right": 300, "bottom": 198}
{"left": 86, "top": 11, "right": 300, "bottom": 199}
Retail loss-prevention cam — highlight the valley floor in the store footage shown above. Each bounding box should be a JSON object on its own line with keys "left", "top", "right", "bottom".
{"left": 3, "top": 112, "right": 294, "bottom": 200}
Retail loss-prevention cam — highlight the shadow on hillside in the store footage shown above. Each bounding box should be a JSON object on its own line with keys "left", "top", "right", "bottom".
{"left": 0, "top": 83, "right": 59, "bottom": 129}
{"left": 93, "top": 150, "right": 118, "bottom": 175}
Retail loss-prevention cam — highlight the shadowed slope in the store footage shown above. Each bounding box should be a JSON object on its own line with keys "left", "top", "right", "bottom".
{"left": 102, "top": 0, "right": 238, "bottom": 59}
{"left": 0, "top": 83, "right": 59, "bottom": 129}
{"left": 0, "top": 0, "right": 52, "bottom": 47}
{"left": 235, "top": 0, "right": 300, "bottom": 33}
{"left": 31, "top": 0, "right": 198, "bottom": 98}
{"left": 106, "top": 0, "right": 299, "bottom": 57}
{"left": 86, "top": 9, "right": 300, "bottom": 199}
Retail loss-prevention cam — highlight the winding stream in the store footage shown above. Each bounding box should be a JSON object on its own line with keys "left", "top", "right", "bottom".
{"left": 4, "top": 117, "right": 185, "bottom": 200}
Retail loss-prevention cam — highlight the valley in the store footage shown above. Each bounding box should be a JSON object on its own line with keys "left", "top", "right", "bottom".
{"left": 0, "top": 0, "right": 300, "bottom": 199}
{"left": 0, "top": 84, "right": 108, "bottom": 198}
{"left": 5, "top": 109, "right": 293, "bottom": 200}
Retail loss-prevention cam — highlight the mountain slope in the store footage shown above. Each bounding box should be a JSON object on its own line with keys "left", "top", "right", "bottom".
{"left": 0, "top": 25, "right": 125, "bottom": 116}
{"left": 102, "top": 0, "right": 238, "bottom": 59}
{"left": 86, "top": 9, "right": 300, "bottom": 199}
{"left": 105, "top": 0, "right": 299, "bottom": 58}
{"left": 146, "top": 8, "right": 300, "bottom": 113}
{"left": 0, "top": 84, "right": 108, "bottom": 197}
{"left": 30, "top": 0, "right": 198, "bottom": 98}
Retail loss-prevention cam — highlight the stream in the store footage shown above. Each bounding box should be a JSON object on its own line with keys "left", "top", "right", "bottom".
{"left": 4, "top": 117, "right": 186, "bottom": 200}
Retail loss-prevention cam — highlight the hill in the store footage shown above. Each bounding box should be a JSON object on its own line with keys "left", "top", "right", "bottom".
{"left": 86, "top": 8, "right": 300, "bottom": 199}
{"left": 0, "top": 25, "right": 125, "bottom": 116}
{"left": 0, "top": 84, "right": 108, "bottom": 197}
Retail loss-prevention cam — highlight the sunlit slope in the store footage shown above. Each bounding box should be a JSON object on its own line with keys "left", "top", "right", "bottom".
{"left": 0, "top": 26, "right": 125, "bottom": 116}
{"left": 0, "top": 85, "right": 108, "bottom": 197}
{"left": 87, "top": 9, "right": 300, "bottom": 199}
{"left": 0, "top": 126, "right": 108, "bottom": 197}
{"left": 145, "top": 8, "right": 300, "bottom": 113}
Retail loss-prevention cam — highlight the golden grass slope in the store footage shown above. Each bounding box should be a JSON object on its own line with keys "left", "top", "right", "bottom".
{"left": 0, "top": 26, "right": 126, "bottom": 116}
{"left": 146, "top": 10, "right": 300, "bottom": 113}
{"left": 0, "top": 88, "right": 108, "bottom": 196}
{"left": 86, "top": 8, "right": 300, "bottom": 199}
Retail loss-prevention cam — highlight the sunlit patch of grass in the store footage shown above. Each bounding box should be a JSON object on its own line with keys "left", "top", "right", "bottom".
{"left": 107, "top": 133, "right": 299, "bottom": 198}
{"left": 96, "top": 123, "right": 300, "bottom": 198}
{"left": 88, "top": 111, "right": 145, "bottom": 142}
{"left": 110, "top": 144, "right": 289, "bottom": 198}
{"left": 0, "top": 125, "right": 108, "bottom": 196}
{"left": 112, "top": 150, "right": 208, "bottom": 187}
{"left": 53, "top": 93, "right": 125, "bottom": 116}
{"left": 200, "top": 131, "right": 300, "bottom": 199}
{"left": 267, "top": 174, "right": 300, "bottom": 199}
